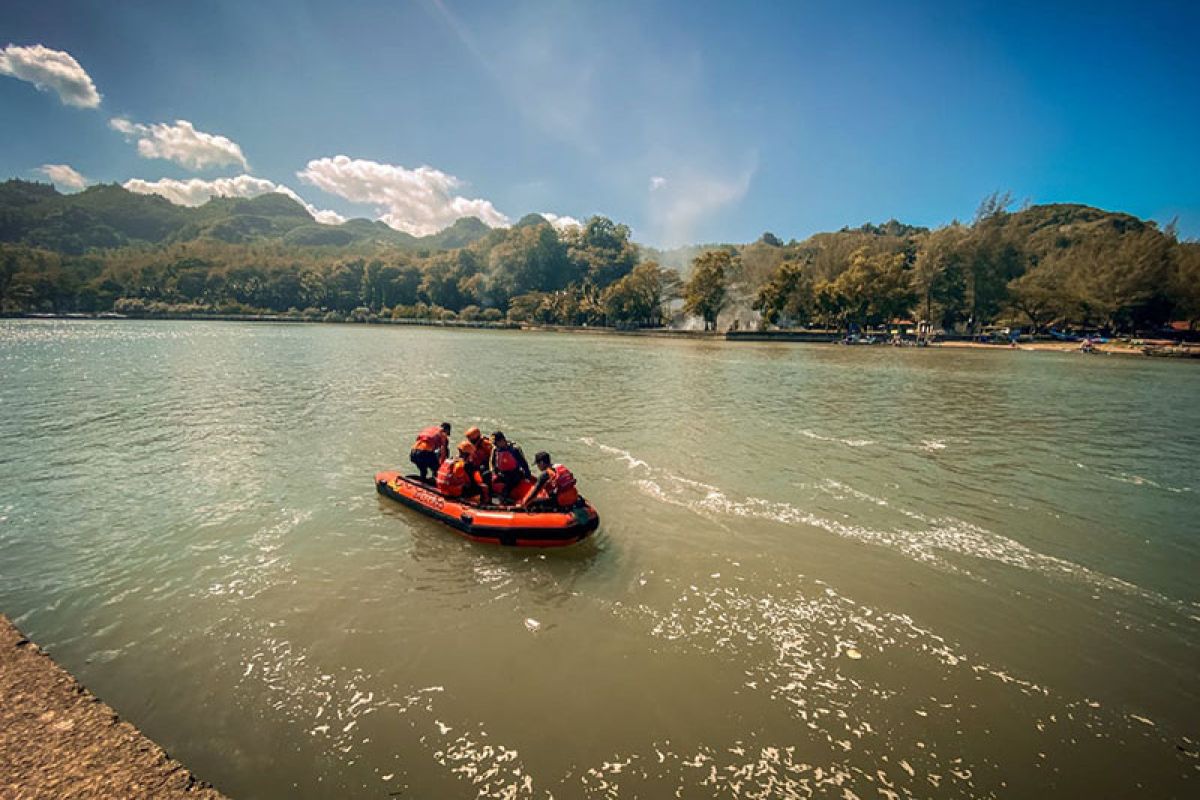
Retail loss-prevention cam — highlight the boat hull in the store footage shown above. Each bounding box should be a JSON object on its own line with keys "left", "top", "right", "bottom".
{"left": 374, "top": 470, "right": 599, "bottom": 547}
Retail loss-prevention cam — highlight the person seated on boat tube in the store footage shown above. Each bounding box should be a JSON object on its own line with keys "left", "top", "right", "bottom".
{"left": 410, "top": 422, "right": 451, "bottom": 482}
{"left": 523, "top": 451, "right": 578, "bottom": 510}
{"left": 489, "top": 431, "right": 531, "bottom": 502}
{"left": 437, "top": 440, "right": 489, "bottom": 501}
{"left": 463, "top": 426, "right": 493, "bottom": 486}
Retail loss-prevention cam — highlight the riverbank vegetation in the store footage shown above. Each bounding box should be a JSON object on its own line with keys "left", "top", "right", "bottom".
{"left": 1, "top": 181, "right": 1197, "bottom": 333}
{"left": 751, "top": 195, "right": 1199, "bottom": 334}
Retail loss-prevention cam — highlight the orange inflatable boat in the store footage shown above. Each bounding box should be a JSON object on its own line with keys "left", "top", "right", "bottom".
{"left": 374, "top": 470, "right": 599, "bottom": 547}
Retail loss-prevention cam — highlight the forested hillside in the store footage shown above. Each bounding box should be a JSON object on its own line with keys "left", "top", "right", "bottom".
{"left": 751, "top": 198, "right": 1199, "bottom": 333}
{"left": 1, "top": 181, "right": 1197, "bottom": 333}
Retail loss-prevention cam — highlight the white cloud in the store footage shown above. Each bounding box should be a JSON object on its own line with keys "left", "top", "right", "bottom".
{"left": 289, "top": 197, "right": 347, "bottom": 225}
{"left": 0, "top": 44, "right": 101, "bottom": 108}
{"left": 297, "top": 155, "right": 509, "bottom": 236}
{"left": 109, "top": 118, "right": 249, "bottom": 171}
{"left": 540, "top": 212, "right": 582, "bottom": 231}
{"left": 649, "top": 176, "right": 666, "bottom": 191}
{"left": 122, "top": 175, "right": 344, "bottom": 225}
{"left": 38, "top": 164, "right": 88, "bottom": 190}
{"left": 647, "top": 163, "right": 756, "bottom": 247}
{"left": 277, "top": 188, "right": 347, "bottom": 225}
{"left": 124, "top": 175, "right": 275, "bottom": 206}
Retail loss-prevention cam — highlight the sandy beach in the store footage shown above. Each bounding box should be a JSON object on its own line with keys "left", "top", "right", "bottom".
{"left": 937, "top": 339, "right": 1198, "bottom": 357}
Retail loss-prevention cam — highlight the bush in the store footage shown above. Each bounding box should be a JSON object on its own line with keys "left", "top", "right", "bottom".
{"left": 167, "top": 302, "right": 210, "bottom": 315}
{"left": 323, "top": 311, "right": 346, "bottom": 323}
{"left": 481, "top": 307, "right": 503, "bottom": 322}
{"left": 113, "top": 297, "right": 147, "bottom": 315}
{"left": 392, "top": 302, "right": 431, "bottom": 319}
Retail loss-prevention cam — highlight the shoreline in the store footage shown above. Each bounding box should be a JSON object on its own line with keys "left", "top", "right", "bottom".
{"left": 3, "top": 313, "right": 1197, "bottom": 358}
{"left": 0, "top": 614, "right": 229, "bottom": 799}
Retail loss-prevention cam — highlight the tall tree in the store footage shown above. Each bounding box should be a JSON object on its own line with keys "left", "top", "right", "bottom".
{"left": 0, "top": 249, "right": 20, "bottom": 311}
{"left": 910, "top": 225, "right": 967, "bottom": 329}
{"left": 603, "top": 261, "right": 681, "bottom": 327}
{"left": 420, "top": 250, "right": 479, "bottom": 310}
{"left": 684, "top": 250, "right": 733, "bottom": 330}
{"left": 487, "top": 223, "right": 576, "bottom": 307}
{"left": 325, "top": 259, "right": 366, "bottom": 312}
{"left": 964, "top": 220, "right": 1024, "bottom": 333}
{"left": 1007, "top": 265, "right": 1067, "bottom": 333}
{"left": 567, "top": 216, "right": 638, "bottom": 287}
{"left": 1084, "top": 228, "right": 1173, "bottom": 331}
{"left": 753, "top": 259, "right": 814, "bottom": 326}
{"left": 825, "top": 248, "right": 915, "bottom": 330}
{"left": 1171, "top": 243, "right": 1200, "bottom": 329}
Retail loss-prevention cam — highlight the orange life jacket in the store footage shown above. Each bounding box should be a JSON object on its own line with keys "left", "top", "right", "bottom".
{"left": 436, "top": 458, "right": 468, "bottom": 497}
{"left": 494, "top": 446, "right": 519, "bottom": 473}
{"left": 413, "top": 425, "right": 447, "bottom": 452}
{"left": 547, "top": 464, "right": 578, "bottom": 507}
{"left": 468, "top": 437, "right": 492, "bottom": 467}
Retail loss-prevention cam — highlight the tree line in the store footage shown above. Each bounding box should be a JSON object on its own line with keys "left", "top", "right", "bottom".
{"left": 0, "top": 215, "right": 684, "bottom": 327}
{"left": 2, "top": 193, "right": 1198, "bottom": 333}
{"left": 749, "top": 196, "right": 1200, "bottom": 334}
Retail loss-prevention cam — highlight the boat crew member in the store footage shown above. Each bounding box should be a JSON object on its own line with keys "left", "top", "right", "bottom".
{"left": 464, "top": 426, "right": 493, "bottom": 487}
{"left": 410, "top": 421, "right": 451, "bottom": 481}
{"left": 489, "top": 431, "right": 531, "bottom": 502}
{"left": 437, "top": 440, "right": 488, "bottom": 501}
{"left": 523, "top": 451, "right": 578, "bottom": 510}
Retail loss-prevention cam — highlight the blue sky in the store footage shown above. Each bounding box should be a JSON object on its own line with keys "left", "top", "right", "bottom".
{"left": 2, "top": 0, "right": 1197, "bottom": 244}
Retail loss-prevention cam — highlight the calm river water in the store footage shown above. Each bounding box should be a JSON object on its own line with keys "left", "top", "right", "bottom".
{"left": 1, "top": 319, "right": 1197, "bottom": 798}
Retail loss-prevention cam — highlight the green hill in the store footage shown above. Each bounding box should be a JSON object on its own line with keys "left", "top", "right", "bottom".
{"left": 421, "top": 216, "right": 492, "bottom": 249}
{"left": 339, "top": 218, "right": 419, "bottom": 247}
{"left": 0, "top": 181, "right": 188, "bottom": 253}
{"left": 0, "top": 179, "right": 493, "bottom": 254}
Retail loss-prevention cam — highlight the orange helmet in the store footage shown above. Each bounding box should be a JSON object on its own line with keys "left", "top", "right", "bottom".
{"left": 457, "top": 440, "right": 476, "bottom": 456}
{"left": 465, "top": 426, "right": 481, "bottom": 441}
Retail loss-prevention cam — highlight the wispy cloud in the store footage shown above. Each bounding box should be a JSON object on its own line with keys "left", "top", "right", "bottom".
{"left": 38, "top": 163, "right": 88, "bottom": 190}
{"left": 0, "top": 43, "right": 101, "bottom": 108}
{"left": 422, "top": 3, "right": 758, "bottom": 246}
{"left": 423, "top": 0, "right": 598, "bottom": 154}
{"left": 647, "top": 161, "right": 757, "bottom": 247}
{"left": 123, "top": 174, "right": 344, "bottom": 224}
{"left": 110, "top": 118, "right": 249, "bottom": 171}
{"left": 424, "top": 0, "right": 500, "bottom": 80}
{"left": 297, "top": 155, "right": 509, "bottom": 236}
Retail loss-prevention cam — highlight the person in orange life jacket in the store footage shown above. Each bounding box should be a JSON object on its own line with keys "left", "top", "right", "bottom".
{"left": 437, "top": 440, "right": 489, "bottom": 501}
{"left": 489, "top": 431, "right": 531, "bottom": 502}
{"left": 410, "top": 421, "right": 451, "bottom": 482}
{"left": 463, "top": 426, "right": 493, "bottom": 487}
{"left": 523, "top": 451, "right": 578, "bottom": 510}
